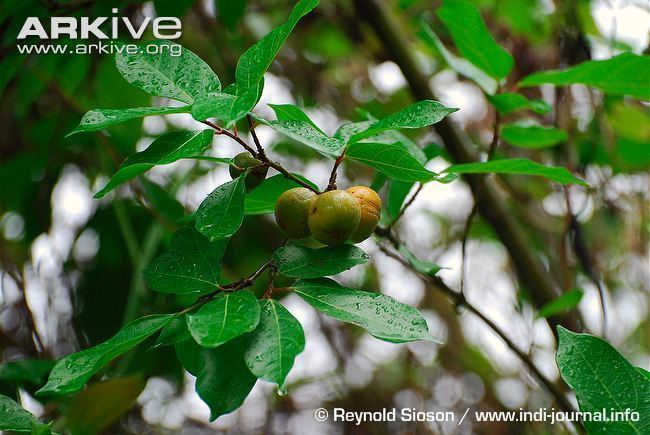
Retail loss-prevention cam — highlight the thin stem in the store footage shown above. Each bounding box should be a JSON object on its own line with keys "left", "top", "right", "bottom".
{"left": 203, "top": 118, "right": 321, "bottom": 194}
{"left": 247, "top": 115, "right": 267, "bottom": 159}
{"left": 326, "top": 150, "right": 346, "bottom": 191}
{"left": 377, "top": 243, "right": 578, "bottom": 418}
{"left": 387, "top": 183, "right": 423, "bottom": 230}
{"left": 459, "top": 108, "right": 501, "bottom": 299}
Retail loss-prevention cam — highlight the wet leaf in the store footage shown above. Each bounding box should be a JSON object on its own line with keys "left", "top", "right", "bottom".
{"left": 67, "top": 106, "right": 189, "bottom": 136}
{"left": 195, "top": 175, "right": 247, "bottom": 241}
{"left": 501, "top": 123, "right": 568, "bottom": 149}
{"left": 346, "top": 142, "right": 438, "bottom": 182}
{"left": 274, "top": 244, "right": 369, "bottom": 278}
{"left": 0, "top": 394, "right": 50, "bottom": 433}
{"left": 445, "top": 158, "right": 587, "bottom": 185}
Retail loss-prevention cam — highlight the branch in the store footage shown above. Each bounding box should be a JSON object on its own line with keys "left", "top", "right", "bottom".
{"left": 326, "top": 151, "right": 346, "bottom": 191}
{"left": 387, "top": 183, "right": 423, "bottom": 230}
{"left": 354, "top": 0, "right": 578, "bottom": 335}
{"left": 376, "top": 242, "right": 579, "bottom": 418}
{"left": 204, "top": 119, "right": 321, "bottom": 194}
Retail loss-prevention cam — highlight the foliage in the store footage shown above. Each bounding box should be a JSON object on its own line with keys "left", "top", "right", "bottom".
{"left": 1, "top": 0, "right": 648, "bottom": 431}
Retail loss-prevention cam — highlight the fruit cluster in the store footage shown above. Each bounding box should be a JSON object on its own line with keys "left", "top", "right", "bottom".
{"left": 275, "top": 186, "right": 382, "bottom": 245}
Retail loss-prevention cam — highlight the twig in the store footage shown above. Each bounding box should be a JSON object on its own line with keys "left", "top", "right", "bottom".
{"left": 326, "top": 151, "right": 346, "bottom": 191}
{"left": 376, "top": 243, "right": 579, "bottom": 418}
{"left": 203, "top": 118, "right": 321, "bottom": 194}
{"left": 459, "top": 108, "right": 501, "bottom": 300}
{"left": 387, "top": 183, "right": 423, "bottom": 230}
{"left": 247, "top": 115, "right": 267, "bottom": 159}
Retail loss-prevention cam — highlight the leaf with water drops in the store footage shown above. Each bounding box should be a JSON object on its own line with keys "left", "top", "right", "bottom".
{"left": 152, "top": 316, "right": 192, "bottom": 348}
{"left": 255, "top": 117, "right": 345, "bottom": 159}
{"left": 245, "top": 174, "right": 318, "bottom": 215}
{"left": 0, "top": 394, "right": 50, "bottom": 433}
{"left": 556, "top": 327, "right": 650, "bottom": 434}
{"left": 116, "top": 41, "right": 221, "bottom": 104}
{"left": 268, "top": 103, "right": 325, "bottom": 134}
{"left": 175, "top": 337, "right": 256, "bottom": 421}
{"left": 195, "top": 174, "right": 247, "bottom": 241}
{"left": 235, "top": 0, "right": 318, "bottom": 91}
{"left": 348, "top": 100, "right": 457, "bottom": 143}
{"left": 293, "top": 278, "right": 440, "bottom": 343}
{"left": 244, "top": 299, "right": 305, "bottom": 388}
{"left": 186, "top": 291, "right": 260, "bottom": 347}
{"left": 36, "top": 315, "right": 173, "bottom": 396}
{"left": 67, "top": 106, "right": 190, "bottom": 136}
{"left": 273, "top": 244, "right": 369, "bottom": 278}
{"left": 94, "top": 130, "right": 213, "bottom": 198}
{"left": 346, "top": 142, "right": 438, "bottom": 182}
{"left": 144, "top": 225, "right": 227, "bottom": 295}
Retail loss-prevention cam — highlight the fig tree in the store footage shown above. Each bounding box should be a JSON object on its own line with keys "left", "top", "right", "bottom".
{"left": 274, "top": 187, "right": 316, "bottom": 240}
{"left": 308, "top": 190, "right": 361, "bottom": 245}
{"left": 229, "top": 152, "right": 268, "bottom": 192}
{"left": 346, "top": 186, "right": 382, "bottom": 242}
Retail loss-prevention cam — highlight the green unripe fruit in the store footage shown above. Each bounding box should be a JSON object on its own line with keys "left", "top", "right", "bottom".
{"left": 274, "top": 188, "right": 317, "bottom": 240}
{"left": 346, "top": 186, "right": 382, "bottom": 243}
{"left": 229, "top": 152, "right": 268, "bottom": 192}
{"left": 308, "top": 190, "right": 361, "bottom": 245}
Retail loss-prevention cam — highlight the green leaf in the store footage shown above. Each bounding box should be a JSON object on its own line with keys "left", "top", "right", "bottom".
{"left": 436, "top": 0, "right": 514, "bottom": 80}
{"left": 256, "top": 118, "right": 344, "bottom": 159}
{"left": 387, "top": 180, "right": 415, "bottom": 219}
{"left": 235, "top": 0, "right": 318, "bottom": 91}
{"left": 419, "top": 20, "right": 497, "bottom": 94}
{"left": 115, "top": 41, "right": 221, "bottom": 104}
{"left": 0, "top": 394, "right": 49, "bottom": 433}
{"left": 94, "top": 130, "right": 213, "bottom": 198}
{"left": 268, "top": 103, "right": 325, "bottom": 134}
{"left": 273, "top": 245, "right": 369, "bottom": 278}
{"left": 0, "top": 359, "right": 54, "bottom": 386}
{"left": 203, "top": 0, "right": 317, "bottom": 125}
{"left": 195, "top": 175, "right": 247, "bottom": 241}
{"left": 64, "top": 376, "right": 146, "bottom": 435}
{"left": 245, "top": 174, "right": 317, "bottom": 215}
{"left": 536, "top": 289, "right": 583, "bottom": 319}
{"left": 556, "top": 327, "right": 650, "bottom": 434}
{"left": 144, "top": 226, "right": 226, "bottom": 295}
{"left": 293, "top": 278, "right": 440, "bottom": 343}
{"left": 67, "top": 106, "right": 190, "bottom": 136}
{"left": 37, "top": 315, "right": 173, "bottom": 396}
{"left": 488, "top": 93, "right": 552, "bottom": 115}
{"left": 139, "top": 178, "right": 186, "bottom": 223}
{"left": 398, "top": 245, "right": 446, "bottom": 276}
{"left": 186, "top": 291, "right": 261, "bottom": 347}
{"left": 349, "top": 100, "right": 457, "bottom": 143}
{"left": 445, "top": 158, "right": 588, "bottom": 186}
{"left": 244, "top": 299, "right": 305, "bottom": 388}
{"left": 191, "top": 91, "right": 239, "bottom": 122}
{"left": 153, "top": 316, "right": 192, "bottom": 348}
{"left": 501, "top": 123, "right": 568, "bottom": 149}
{"left": 176, "top": 338, "right": 256, "bottom": 421}
{"left": 346, "top": 142, "right": 438, "bottom": 182}
{"left": 519, "top": 53, "right": 650, "bottom": 99}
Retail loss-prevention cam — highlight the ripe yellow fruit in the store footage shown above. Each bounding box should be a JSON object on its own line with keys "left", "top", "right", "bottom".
{"left": 346, "top": 186, "right": 382, "bottom": 242}
{"left": 308, "top": 190, "right": 361, "bottom": 245}
{"left": 229, "top": 152, "right": 268, "bottom": 192}
{"left": 274, "top": 188, "right": 316, "bottom": 240}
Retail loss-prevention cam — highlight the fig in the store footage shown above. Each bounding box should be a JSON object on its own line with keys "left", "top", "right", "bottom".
{"left": 346, "top": 186, "right": 382, "bottom": 242}
{"left": 308, "top": 190, "right": 361, "bottom": 245}
{"left": 229, "top": 152, "right": 268, "bottom": 192}
{"left": 274, "top": 188, "right": 316, "bottom": 240}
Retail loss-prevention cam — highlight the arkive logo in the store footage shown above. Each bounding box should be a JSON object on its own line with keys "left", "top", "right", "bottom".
{"left": 17, "top": 8, "right": 182, "bottom": 40}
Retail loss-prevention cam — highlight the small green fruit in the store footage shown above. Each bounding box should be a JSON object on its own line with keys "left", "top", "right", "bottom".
{"left": 308, "top": 190, "right": 361, "bottom": 245}
{"left": 274, "top": 188, "right": 317, "bottom": 240}
{"left": 229, "top": 152, "right": 268, "bottom": 192}
{"left": 346, "top": 186, "right": 382, "bottom": 242}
